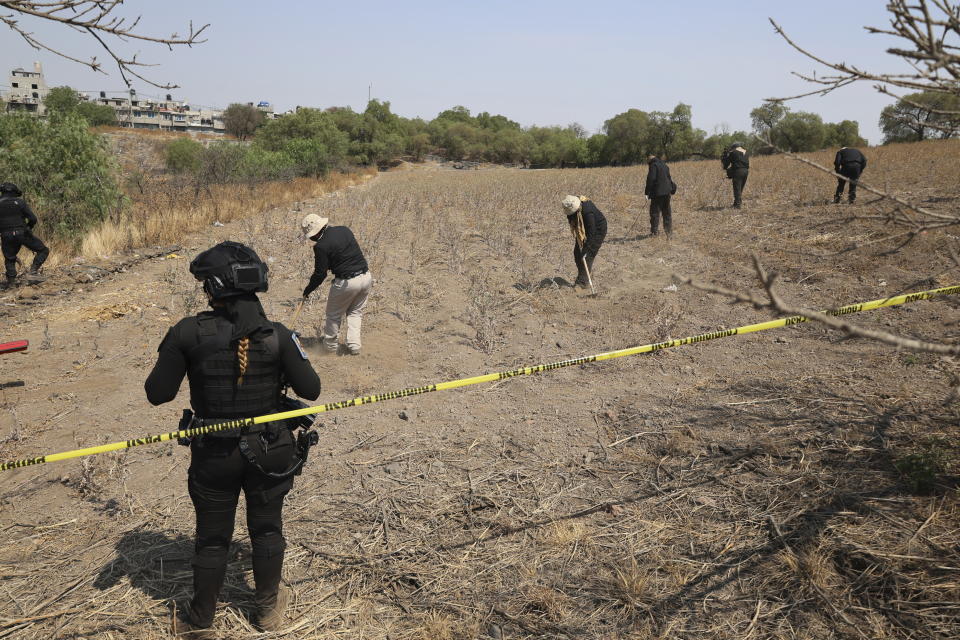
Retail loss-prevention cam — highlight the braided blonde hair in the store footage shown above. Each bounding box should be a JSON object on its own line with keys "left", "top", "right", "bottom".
{"left": 236, "top": 336, "right": 250, "bottom": 386}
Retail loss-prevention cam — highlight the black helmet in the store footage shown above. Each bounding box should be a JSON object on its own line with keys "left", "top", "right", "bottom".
{"left": 189, "top": 241, "right": 269, "bottom": 300}
{"left": 729, "top": 142, "right": 744, "bottom": 150}
{"left": 0, "top": 183, "right": 21, "bottom": 197}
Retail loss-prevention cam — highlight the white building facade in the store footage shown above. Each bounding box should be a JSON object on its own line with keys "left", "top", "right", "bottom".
{"left": 5, "top": 62, "right": 49, "bottom": 115}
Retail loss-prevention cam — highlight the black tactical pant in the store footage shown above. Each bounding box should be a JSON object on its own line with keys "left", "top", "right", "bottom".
{"left": 730, "top": 169, "right": 748, "bottom": 208}
{"left": 187, "top": 429, "right": 296, "bottom": 627}
{"left": 835, "top": 165, "right": 862, "bottom": 203}
{"left": 1, "top": 229, "right": 48, "bottom": 281}
{"left": 649, "top": 195, "right": 672, "bottom": 236}
{"left": 573, "top": 217, "right": 607, "bottom": 287}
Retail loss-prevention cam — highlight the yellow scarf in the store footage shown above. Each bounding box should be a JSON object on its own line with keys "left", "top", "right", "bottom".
{"left": 569, "top": 196, "right": 589, "bottom": 248}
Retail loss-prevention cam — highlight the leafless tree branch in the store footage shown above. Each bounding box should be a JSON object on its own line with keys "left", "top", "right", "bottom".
{"left": 768, "top": 1, "right": 960, "bottom": 129}
{"left": 676, "top": 254, "right": 960, "bottom": 356}
{"left": 754, "top": 133, "right": 960, "bottom": 236}
{"left": 0, "top": 1, "right": 209, "bottom": 88}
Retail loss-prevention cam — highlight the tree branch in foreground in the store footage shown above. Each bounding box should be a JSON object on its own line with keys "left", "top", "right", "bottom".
{"left": 0, "top": 1, "right": 209, "bottom": 88}
{"left": 768, "top": 1, "right": 960, "bottom": 128}
{"left": 675, "top": 253, "right": 960, "bottom": 357}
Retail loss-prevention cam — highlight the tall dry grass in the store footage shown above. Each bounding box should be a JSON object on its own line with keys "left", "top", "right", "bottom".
{"left": 73, "top": 170, "right": 375, "bottom": 263}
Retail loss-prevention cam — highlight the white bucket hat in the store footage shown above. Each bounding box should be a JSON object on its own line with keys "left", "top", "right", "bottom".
{"left": 301, "top": 213, "right": 329, "bottom": 240}
{"left": 561, "top": 195, "right": 582, "bottom": 215}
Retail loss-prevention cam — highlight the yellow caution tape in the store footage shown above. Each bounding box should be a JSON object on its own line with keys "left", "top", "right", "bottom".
{"left": 2, "top": 284, "right": 957, "bottom": 473}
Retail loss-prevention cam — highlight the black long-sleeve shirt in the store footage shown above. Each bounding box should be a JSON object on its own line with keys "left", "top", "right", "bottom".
{"left": 721, "top": 148, "right": 749, "bottom": 172}
{"left": 645, "top": 158, "right": 674, "bottom": 197}
{"left": 567, "top": 200, "right": 606, "bottom": 241}
{"left": 145, "top": 320, "right": 320, "bottom": 406}
{"left": 0, "top": 196, "right": 38, "bottom": 233}
{"left": 835, "top": 147, "right": 867, "bottom": 172}
{"left": 303, "top": 226, "right": 368, "bottom": 297}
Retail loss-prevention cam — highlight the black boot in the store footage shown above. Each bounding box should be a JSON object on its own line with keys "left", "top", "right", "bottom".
{"left": 172, "top": 605, "right": 219, "bottom": 639}
{"left": 30, "top": 247, "right": 48, "bottom": 274}
{"left": 253, "top": 551, "right": 287, "bottom": 630}
{"left": 574, "top": 265, "right": 587, "bottom": 287}
{"left": 189, "top": 548, "right": 228, "bottom": 629}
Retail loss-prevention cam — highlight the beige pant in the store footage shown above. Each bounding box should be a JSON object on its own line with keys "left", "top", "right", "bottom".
{"left": 322, "top": 271, "right": 372, "bottom": 353}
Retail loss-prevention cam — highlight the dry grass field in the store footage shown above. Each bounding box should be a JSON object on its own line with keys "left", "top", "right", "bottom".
{"left": 0, "top": 139, "right": 958, "bottom": 639}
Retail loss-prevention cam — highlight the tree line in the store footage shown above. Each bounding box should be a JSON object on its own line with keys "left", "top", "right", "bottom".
{"left": 1, "top": 84, "right": 955, "bottom": 248}
{"left": 30, "top": 85, "right": 958, "bottom": 176}
{"left": 215, "top": 99, "right": 871, "bottom": 170}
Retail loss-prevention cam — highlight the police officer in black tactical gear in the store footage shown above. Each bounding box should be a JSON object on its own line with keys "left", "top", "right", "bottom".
{"left": 0, "top": 183, "right": 49, "bottom": 288}
{"left": 834, "top": 147, "right": 867, "bottom": 204}
{"left": 645, "top": 154, "right": 676, "bottom": 237}
{"left": 144, "top": 241, "right": 320, "bottom": 638}
{"left": 720, "top": 143, "right": 750, "bottom": 209}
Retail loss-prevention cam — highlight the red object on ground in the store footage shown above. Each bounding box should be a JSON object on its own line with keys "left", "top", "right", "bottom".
{"left": 0, "top": 340, "right": 28, "bottom": 355}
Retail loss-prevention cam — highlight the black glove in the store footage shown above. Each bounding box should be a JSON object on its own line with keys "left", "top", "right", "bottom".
{"left": 302, "top": 286, "right": 312, "bottom": 298}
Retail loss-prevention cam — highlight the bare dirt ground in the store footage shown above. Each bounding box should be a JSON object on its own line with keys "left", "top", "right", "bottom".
{"left": 0, "top": 141, "right": 958, "bottom": 639}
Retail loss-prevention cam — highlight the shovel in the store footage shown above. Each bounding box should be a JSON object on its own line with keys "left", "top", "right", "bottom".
{"left": 580, "top": 254, "right": 596, "bottom": 296}
{"left": 289, "top": 299, "right": 305, "bottom": 330}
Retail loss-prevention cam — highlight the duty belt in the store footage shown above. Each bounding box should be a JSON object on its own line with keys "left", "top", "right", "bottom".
{"left": 176, "top": 402, "right": 320, "bottom": 480}
{"left": 176, "top": 409, "right": 266, "bottom": 444}
{"left": 337, "top": 268, "right": 368, "bottom": 280}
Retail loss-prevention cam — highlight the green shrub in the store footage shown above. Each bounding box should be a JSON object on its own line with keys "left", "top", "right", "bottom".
{"left": 75, "top": 102, "right": 117, "bottom": 127}
{"left": 165, "top": 138, "right": 204, "bottom": 173}
{"left": 45, "top": 86, "right": 117, "bottom": 126}
{"left": 0, "top": 112, "right": 123, "bottom": 243}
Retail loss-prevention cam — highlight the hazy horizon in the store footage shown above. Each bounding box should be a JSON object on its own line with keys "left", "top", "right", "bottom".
{"left": 0, "top": 1, "right": 913, "bottom": 145}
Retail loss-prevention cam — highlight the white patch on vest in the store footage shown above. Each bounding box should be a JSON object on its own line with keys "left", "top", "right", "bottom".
{"left": 291, "top": 332, "right": 308, "bottom": 360}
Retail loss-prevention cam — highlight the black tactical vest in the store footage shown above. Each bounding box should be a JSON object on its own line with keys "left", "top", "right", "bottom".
{"left": 0, "top": 197, "right": 27, "bottom": 233}
{"left": 184, "top": 314, "right": 282, "bottom": 420}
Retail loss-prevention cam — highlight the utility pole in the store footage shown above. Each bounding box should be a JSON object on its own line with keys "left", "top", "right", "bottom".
{"left": 368, "top": 83, "right": 371, "bottom": 104}
{"left": 128, "top": 88, "right": 135, "bottom": 129}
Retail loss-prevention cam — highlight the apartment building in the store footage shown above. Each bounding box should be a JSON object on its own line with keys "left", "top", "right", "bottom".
{"left": 4, "top": 62, "right": 278, "bottom": 135}
{"left": 92, "top": 91, "right": 227, "bottom": 134}
{"left": 5, "top": 62, "right": 49, "bottom": 115}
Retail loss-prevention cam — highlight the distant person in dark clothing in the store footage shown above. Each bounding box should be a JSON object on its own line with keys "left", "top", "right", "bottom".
{"left": 0, "top": 183, "right": 49, "bottom": 287}
{"left": 834, "top": 147, "right": 867, "bottom": 204}
{"left": 645, "top": 155, "right": 676, "bottom": 236}
{"left": 301, "top": 214, "right": 372, "bottom": 355}
{"left": 721, "top": 143, "right": 750, "bottom": 208}
{"left": 561, "top": 195, "right": 607, "bottom": 288}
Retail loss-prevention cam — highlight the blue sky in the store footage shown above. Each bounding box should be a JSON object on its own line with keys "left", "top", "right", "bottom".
{"left": 0, "top": 1, "right": 908, "bottom": 143}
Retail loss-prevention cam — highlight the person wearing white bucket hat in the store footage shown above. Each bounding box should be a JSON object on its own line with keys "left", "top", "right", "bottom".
{"left": 300, "top": 214, "right": 372, "bottom": 355}
{"left": 561, "top": 195, "right": 607, "bottom": 288}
